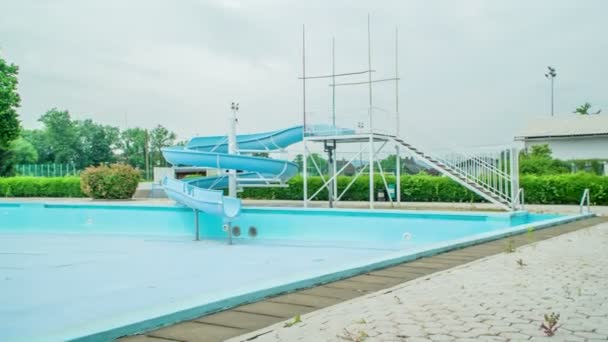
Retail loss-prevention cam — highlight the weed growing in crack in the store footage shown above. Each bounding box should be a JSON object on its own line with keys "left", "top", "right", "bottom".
{"left": 526, "top": 227, "right": 536, "bottom": 242}
{"left": 337, "top": 328, "right": 369, "bottom": 341}
{"left": 505, "top": 239, "right": 516, "bottom": 253}
{"left": 283, "top": 314, "right": 302, "bottom": 328}
{"left": 540, "top": 312, "right": 560, "bottom": 336}
{"left": 354, "top": 318, "right": 367, "bottom": 324}
{"left": 516, "top": 258, "right": 527, "bottom": 268}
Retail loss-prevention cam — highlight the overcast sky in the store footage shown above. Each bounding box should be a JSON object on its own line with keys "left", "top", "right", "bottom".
{"left": 1, "top": 0, "right": 606, "bottom": 149}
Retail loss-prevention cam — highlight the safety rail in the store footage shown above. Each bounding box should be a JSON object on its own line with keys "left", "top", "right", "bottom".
{"left": 580, "top": 188, "right": 591, "bottom": 214}
{"left": 390, "top": 136, "right": 518, "bottom": 210}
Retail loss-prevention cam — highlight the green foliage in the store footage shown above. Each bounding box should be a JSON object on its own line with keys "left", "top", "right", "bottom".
{"left": 80, "top": 164, "right": 140, "bottom": 199}
{"left": 119, "top": 127, "right": 148, "bottom": 170}
{"left": 9, "top": 137, "right": 38, "bottom": 164}
{"left": 519, "top": 144, "right": 570, "bottom": 175}
{"left": 573, "top": 102, "right": 601, "bottom": 115}
{"left": 293, "top": 153, "right": 329, "bottom": 174}
{"left": 76, "top": 119, "right": 119, "bottom": 167}
{"left": 241, "top": 173, "right": 608, "bottom": 205}
{"left": 0, "top": 56, "right": 22, "bottom": 176}
{"left": 0, "top": 177, "right": 83, "bottom": 197}
{"left": 521, "top": 173, "right": 607, "bottom": 205}
{"left": 566, "top": 159, "right": 607, "bottom": 175}
{"left": 37, "top": 108, "right": 80, "bottom": 164}
{"left": 149, "top": 125, "right": 176, "bottom": 167}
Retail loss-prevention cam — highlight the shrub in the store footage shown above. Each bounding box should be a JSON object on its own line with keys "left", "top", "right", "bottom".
{"left": 80, "top": 164, "right": 140, "bottom": 199}
{"left": 0, "top": 176, "right": 83, "bottom": 197}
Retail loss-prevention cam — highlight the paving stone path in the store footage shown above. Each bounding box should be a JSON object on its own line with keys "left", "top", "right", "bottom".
{"left": 229, "top": 223, "right": 608, "bottom": 342}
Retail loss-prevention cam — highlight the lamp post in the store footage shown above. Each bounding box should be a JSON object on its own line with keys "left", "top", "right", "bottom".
{"left": 228, "top": 102, "right": 239, "bottom": 197}
{"left": 545, "top": 66, "right": 557, "bottom": 117}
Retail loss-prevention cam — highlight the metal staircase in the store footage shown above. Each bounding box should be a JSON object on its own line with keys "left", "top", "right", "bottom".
{"left": 390, "top": 136, "right": 518, "bottom": 211}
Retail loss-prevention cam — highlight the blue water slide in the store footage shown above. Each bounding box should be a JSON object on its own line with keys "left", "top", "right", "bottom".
{"left": 161, "top": 126, "right": 305, "bottom": 221}
{"left": 161, "top": 124, "right": 356, "bottom": 221}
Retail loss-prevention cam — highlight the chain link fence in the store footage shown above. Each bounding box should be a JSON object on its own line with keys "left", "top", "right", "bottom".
{"left": 15, "top": 164, "right": 80, "bottom": 177}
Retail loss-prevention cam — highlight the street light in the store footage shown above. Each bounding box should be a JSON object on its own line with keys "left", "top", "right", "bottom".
{"left": 545, "top": 66, "right": 557, "bottom": 117}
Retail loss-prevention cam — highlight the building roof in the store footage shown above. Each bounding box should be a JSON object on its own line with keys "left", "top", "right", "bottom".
{"left": 515, "top": 115, "right": 608, "bottom": 140}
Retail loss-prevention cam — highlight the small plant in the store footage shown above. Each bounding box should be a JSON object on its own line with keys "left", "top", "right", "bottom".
{"left": 338, "top": 328, "right": 369, "bottom": 342}
{"left": 526, "top": 227, "right": 536, "bottom": 243}
{"left": 540, "top": 312, "right": 560, "bottom": 336}
{"left": 354, "top": 318, "right": 367, "bottom": 324}
{"left": 505, "top": 239, "right": 516, "bottom": 253}
{"left": 516, "top": 258, "right": 527, "bottom": 268}
{"left": 283, "top": 314, "right": 302, "bottom": 328}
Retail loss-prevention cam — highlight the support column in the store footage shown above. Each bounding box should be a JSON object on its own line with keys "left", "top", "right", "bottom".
{"left": 395, "top": 145, "right": 401, "bottom": 206}
{"left": 509, "top": 146, "right": 520, "bottom": 210}
{"left": 228, "top": 103, "right": 238, "bottom": 198}
{"left": 369, "top": 135, "right": 374, "bottom": 209}
{"left": 194, "top": 209, "right": 200, "bottom": 241}
{"left": 303, "top": 140, "right": 308, "bottom": 208}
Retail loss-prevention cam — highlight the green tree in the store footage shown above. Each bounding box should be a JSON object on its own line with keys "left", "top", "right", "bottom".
{"left": 37, "top": 108, "right": 80, "bottom": 164}
{"left": 293, "top": 153, "right": 328, "bottom": 174}
{"left": 519, "top": 144, "right": 569, "bottom": 175}
{"left": 149, "top": 125, "right": 176, "bottom": 166}
{"left": 119, "top": 127, "right": 148, "bottom": 170}
{"left": 75, "top": 119, "right": 119, "bottom": 168}
{"left": 9, "top": 137, "right": 38, "bottom": 164}
{"left": 0, "top": 56, "right": 22, "bottom": 176}
{"left": 573, "top": 102, "right": 601, "bottom": 115}
{"left": 22, "top": 129, "right": 52, "bottom": 163}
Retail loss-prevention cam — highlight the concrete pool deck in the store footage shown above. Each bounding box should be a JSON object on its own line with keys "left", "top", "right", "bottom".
{"left": 120, "top": 216, "right": 608, "bottom": 342}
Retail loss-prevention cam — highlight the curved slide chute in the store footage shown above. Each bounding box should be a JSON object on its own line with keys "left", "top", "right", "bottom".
{"left": 162, "top": 125, "right": 354, "bottom": 221}
{"left": 161, "top": 126, "right": 305, "bottom": 221}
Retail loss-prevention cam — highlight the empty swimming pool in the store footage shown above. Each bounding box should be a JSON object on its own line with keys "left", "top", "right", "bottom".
{"left": 0, "top": 202, "right": 587, "bottom": 341}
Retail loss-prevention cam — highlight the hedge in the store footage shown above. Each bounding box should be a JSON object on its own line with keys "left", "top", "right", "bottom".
{"left": 0, "top": 176, "right": 84, "bottom": 197}
{"left": 242, "top": 173, "right": 608, "bottom": 205}
{"left": 0, "top": 173, "right": 606, "bottom": 205}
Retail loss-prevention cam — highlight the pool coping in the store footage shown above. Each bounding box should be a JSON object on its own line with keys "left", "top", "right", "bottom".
{"left": 46, "top": 211, "right": 593, "bottom": 341}
{"left": 1, "top": 200, "right": 527, "bottom": 218}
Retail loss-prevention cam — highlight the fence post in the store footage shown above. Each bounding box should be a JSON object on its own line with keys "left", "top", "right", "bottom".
{"left": 509, "top": 147, "right": 520, "bottom": 210}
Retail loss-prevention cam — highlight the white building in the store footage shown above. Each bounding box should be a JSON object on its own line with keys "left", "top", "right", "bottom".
{"left": 515, "top": 115, "right": 608, "bottom": 161}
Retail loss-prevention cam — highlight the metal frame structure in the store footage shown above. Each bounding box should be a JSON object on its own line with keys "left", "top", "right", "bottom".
{"left": 300, "top": 17, "right": 521, "bottom": 211}
{"left": 301, "top": 16, "right": 401, "bottom": 209}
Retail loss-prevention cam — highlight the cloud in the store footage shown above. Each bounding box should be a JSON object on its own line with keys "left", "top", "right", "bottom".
{"left": 1, "top": 0, "right": 607, "bottom": 149}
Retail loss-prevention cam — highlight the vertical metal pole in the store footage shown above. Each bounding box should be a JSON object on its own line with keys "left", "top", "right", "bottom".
{"left": 328, "top": 146, "right": 334, "bottom": 208}
{"left": 303, "top": 141, "right": 308, "bottom": 207}
{"left": 302, "top": 24, "right": 308, "bottom": 209}
{"left": 367, "top": 14, "right": 373, "bottom": 132}
{"left": 369, "top": 135, "right": 374, "bottom": 209}
{"left": 510, "top": 147, "right": 520, "bottom": 210}
{"left": 226, "top": 222, "right": 232, "bottom": 245}
{"left": 194, "top": 209, "right": 199, "bottom": 241}
{"left": 550, "top": 77, "right": 554, "bottom": 117}
{"left": 332, "top": 37, "right": 336, "bottom": 127}
{"left": 228, "top": 104, "right": 238, "bottom": 198}
{"left": 394, "top": 26, "right": 401, "bottom": 207}
{"left": 333, "top": 141, "right": 338, "bottom": 203}
{"left": 302, "top": 24, "right": 307, "bottom": 132}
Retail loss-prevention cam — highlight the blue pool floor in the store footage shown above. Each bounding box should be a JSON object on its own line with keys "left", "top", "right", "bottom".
{"left": 1, "top": 233, "right": 395, "bottom": 341}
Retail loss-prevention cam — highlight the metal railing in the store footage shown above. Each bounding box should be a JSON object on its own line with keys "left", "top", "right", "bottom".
{"left": 515, "top": 188, "right": 525, "bottom": 210}
{"left": 430, "top": 145, "right": 518, "bottom": 207}
{"left": 580, "top": 188, "right": 591, "bottom": 214}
